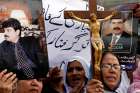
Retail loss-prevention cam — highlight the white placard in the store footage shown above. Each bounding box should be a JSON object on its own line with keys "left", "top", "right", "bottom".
{"left": 42, "top": 0, "right": 92, "bottom": 67}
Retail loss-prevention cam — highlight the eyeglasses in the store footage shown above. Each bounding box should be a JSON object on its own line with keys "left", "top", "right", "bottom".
{"left": 101, "top": 64, "right": 121, "bottom": 70}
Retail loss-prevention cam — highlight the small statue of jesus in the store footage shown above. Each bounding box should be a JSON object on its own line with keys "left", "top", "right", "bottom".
{"left": 68, "top": 11, "right": 117, "bottom": 71}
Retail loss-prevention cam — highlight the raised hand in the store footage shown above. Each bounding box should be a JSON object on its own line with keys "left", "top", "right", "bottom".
{"left": 0, "top": 69, "right": 17, "bottom": 93}
{"left": 48, "top": 67, "right": 63, "bottom": 83}
{"left": 86, "top": 79, "right": 104, "bottom": 93}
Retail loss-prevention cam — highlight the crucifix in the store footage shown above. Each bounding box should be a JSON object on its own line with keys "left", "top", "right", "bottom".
{"left": 64, "top": 0, "right": 121, "bottom": 79}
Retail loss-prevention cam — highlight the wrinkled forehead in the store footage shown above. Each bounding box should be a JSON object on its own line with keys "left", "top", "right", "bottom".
{"left": 67, "top": 60, "right": 83, "bottom": 68}
{"left": 102, "top": 53, "right": 119, "bottom": 64}
{"left": 64, "top": 57, "right": 89, "bottom": 79}
{"left": 111, "top": 19, "right": 124, "bottom": 23}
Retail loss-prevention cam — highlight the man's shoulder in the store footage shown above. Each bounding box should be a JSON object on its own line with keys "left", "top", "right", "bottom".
{"left": 122, "top": 31, "right": 131, "bottom": 37}
{"left": 104, "top": 33, "right": 112, "bottom": 37}
{"left": 0, "top": 40, "right": 12, "bottom": 51}
{"left": 102, "top": 33, "right": 112, "bottom": 39}
{"left": 0, "top": 40, "right": 10, "bottom": 46}
{"left": 20, "top": 36, "right": 39, "bottom": 42}
{"left": 19, "top": 36, "right": 40, "bottom": 47}
{"left": 21, "top": 36, "right": 38, "bottom": 40}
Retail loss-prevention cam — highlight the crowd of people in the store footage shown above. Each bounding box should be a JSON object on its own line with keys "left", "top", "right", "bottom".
{"left": 43, "top": 53, "right": 138, "bottom": 93}
{"left": 0, "top": 17, "right": 138, "bottom": 93}
{"left": 0, "top": 50, "right": 139, "bottom": 93}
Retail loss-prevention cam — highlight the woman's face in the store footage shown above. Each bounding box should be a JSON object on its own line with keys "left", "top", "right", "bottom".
{"left": 66, "top": 60, "right": 86, "bottom": 88}
{"left": 101, "top": 53, "right": 121, "bottom": 90}
{"left": 15, "top": 79, "right": 43, "bottom": 93}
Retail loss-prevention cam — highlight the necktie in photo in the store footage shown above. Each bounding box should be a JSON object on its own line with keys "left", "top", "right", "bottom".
{"left": 111, "top": 35, "right": 118, "bottom": 45}
{"left": 15, "top": 42, "right": 34, "bottom": 78}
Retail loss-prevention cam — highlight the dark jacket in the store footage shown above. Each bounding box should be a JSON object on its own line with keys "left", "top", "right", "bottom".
{"left": 0, "top": 36, "right": 49, "bottom": 79}
{"left": 102, "top": 32, "right": 132, "bottom": 53}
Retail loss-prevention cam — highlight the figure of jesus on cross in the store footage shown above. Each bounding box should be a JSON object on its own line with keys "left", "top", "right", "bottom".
{"left": 64, "top": 0, "right": 121, "bottom": 79}
{"left": 68, "top": 11, "right": 117, "bottom": 71}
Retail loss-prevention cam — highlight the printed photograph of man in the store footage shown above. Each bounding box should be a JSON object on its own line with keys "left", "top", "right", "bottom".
{"left": 0, "top": 18, "right": 49, "bottom": 80}
{"left": 102, "top": 11, "right": 133, "bottom": 53}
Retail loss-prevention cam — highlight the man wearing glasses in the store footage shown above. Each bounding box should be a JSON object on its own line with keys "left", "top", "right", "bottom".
{"left": 100, "top": 52, "right": 130, "bottom": 93}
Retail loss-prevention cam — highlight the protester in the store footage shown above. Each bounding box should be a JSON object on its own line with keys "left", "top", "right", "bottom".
{"left": 0, "top": 69, "right": 43, "bottom": 93}
{"left": 64, "top": 56, "right": 104, "bottom": 93}
{"left": 100, "top": 52, "right": 130, "bottom": 93}
{"left": 42, "top": 66, "right": 66, "bottom": 93}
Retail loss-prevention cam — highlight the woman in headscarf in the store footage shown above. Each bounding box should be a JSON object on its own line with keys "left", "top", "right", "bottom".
{"left": 63, "top": 56, "right": 103, "bottom": 93}
{"left": 100, "top": 52, "right": 130, "bottom": 93}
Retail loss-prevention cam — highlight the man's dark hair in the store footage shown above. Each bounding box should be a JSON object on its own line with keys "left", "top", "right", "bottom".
{"left": 2, "top": 18, "right": 22, "bottom": 31}
{"left": 110, "top": 18, "right": 126, "bottom": 23}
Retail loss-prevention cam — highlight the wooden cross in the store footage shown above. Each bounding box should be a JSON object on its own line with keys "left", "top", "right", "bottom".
{"left": 64, "top": 0, "right": 121, "bottom": 19}
{"left": 64, "top": 0, "right": 121, "bottom": 80}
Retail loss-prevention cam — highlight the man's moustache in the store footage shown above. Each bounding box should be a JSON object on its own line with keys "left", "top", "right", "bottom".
{"left": 4, "top": 35, "right": 9, "bottom": 38}
{"left": 113, "top": 27, "right": 120, "bottom": 30}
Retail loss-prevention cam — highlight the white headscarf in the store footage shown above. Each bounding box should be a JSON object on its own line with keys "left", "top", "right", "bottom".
{"left": 63, "top": 56, "right": 90, "bottom": 93}
{"left": 115, "top": 71, "right": 130, "bottom": 93}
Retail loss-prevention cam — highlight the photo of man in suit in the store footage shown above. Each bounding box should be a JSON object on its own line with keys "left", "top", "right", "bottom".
{"left": 102, "top": 18, "right": 132, "bottom": 53}
{"left": 0, "top": 18, "right": 49, "bottom": 80}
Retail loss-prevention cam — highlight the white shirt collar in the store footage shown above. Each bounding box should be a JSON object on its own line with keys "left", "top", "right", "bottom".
{"left": 111, "top": 34, "right": 122, "bottom": 44}
{"left": 112, "top": 34, "right": 121, "bottom": 39}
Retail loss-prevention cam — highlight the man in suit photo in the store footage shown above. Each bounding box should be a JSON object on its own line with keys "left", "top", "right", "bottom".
{"left": 102, "top": 18, "right": 132, "bottom": 53}
{"left": 0, "top": 18, "right": 49, "bottom": 80}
